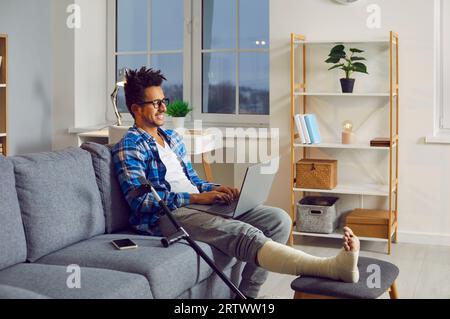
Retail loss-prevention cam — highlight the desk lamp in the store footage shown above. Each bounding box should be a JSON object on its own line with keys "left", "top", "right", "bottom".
{"left": 110, "top": 70, "right": 127, "bottom": 126}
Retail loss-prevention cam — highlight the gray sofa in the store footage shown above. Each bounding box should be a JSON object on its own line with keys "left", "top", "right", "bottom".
{"left": 0, "top": 142, "right": 243, "bottom": 299}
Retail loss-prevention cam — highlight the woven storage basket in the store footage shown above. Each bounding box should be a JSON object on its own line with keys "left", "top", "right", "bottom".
{"left": 296, "top": 159, "right": 337, "bottom": 190}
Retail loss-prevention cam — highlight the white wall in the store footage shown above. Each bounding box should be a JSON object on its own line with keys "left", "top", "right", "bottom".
{"left": 74, "top": 0, "right": 107, "bottom": 128}
{"left": 0, "top": 0, "right": 52, "bottom": 155}
{"left": 52, "top": 0, "right": 76, "bottom": 150}
{"left": 270, "top": 0, "right": 450, "bottom": 244}
{"left": 52, "top": 0, "right": 108, "bottom": 150}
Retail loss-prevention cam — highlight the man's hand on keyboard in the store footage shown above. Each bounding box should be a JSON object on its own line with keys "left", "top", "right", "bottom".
{"left": 212, "top": 186, "right": 240, "bottom": 201}
{"left": 190, "top": 191, "right": 233, "bottom": 205}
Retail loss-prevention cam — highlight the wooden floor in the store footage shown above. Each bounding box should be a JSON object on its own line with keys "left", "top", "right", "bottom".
{"left": 258, "top": 236, "right": 450, "bottom": 299}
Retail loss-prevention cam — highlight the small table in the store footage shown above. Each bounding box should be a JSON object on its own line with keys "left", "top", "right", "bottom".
{"left": 77, "top": 129, "right": 109, "bottom": 145}
{"left": 291, "top": 256, "right": 399, "bottom": 299}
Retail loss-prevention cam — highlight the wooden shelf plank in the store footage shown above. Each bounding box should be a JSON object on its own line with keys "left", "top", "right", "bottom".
{"left": 293, "top": 183, "right": 390, "bottom": 196}
{"left": 294, "top": 142, "right": 391, "bottom": 150}
{"left": 0, "top": 133, "right": 7, "bottom": 137}
{"left": 0, "top": 84, "right": 6, "bottom": 88}
{"left": 294, "top": 39, "right": 390, "bottom": 45}
{"left": 292, "top": 230, "right": 389, "bottom": 242}
{"left": 294, "top": 92, "right": 394, "bottom": 97}
{"left": 293, "top": 218, "right": 397, "bottom": 243}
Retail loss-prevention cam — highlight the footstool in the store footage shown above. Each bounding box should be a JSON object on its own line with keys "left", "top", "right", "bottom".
{"left": 291, "top": 257, "right": 399, "bottom": 299}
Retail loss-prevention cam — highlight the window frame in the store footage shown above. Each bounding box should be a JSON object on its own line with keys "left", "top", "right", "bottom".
{"left": 433, "top": 0, "right": 450, "bottom": 137}
{"left": 108, "top": 0, "right": 270, "bottom": 126}
{"left": 107, "top": 0, "right": 192, "bottom": 124}
{"left": 192, "top": 0, "right": 269, "bottom": 125}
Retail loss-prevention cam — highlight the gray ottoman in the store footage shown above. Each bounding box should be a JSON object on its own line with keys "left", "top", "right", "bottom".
{"left": 291, "top": 257, "right": 399, "bottom": 299}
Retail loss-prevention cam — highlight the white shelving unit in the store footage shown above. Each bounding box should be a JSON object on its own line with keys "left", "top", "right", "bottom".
{"left": 289, "top": 32, "right": 400, "bottom": 254}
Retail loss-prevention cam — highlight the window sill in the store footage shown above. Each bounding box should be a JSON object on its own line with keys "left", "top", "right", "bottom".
{"left": 425, "top": 135, "right": 450, "bottom": 144}
{"left": 68, "top": 123, "right": 115, "bottom": 134}
{"left": 69, "top": 121, "right": 277, "bottom": 139}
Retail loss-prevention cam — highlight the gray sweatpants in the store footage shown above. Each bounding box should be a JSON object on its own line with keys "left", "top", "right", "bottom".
{"left": 159, "top": 205, "right": 292, "bottom": 298}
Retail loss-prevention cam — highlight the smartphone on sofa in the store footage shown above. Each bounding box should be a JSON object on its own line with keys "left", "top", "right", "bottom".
{"left": 111, "top": 238, "right": 138, "bottom": 250}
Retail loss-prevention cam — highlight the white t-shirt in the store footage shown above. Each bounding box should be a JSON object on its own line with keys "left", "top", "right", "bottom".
{"left": 156, "top": 140, "right": 200, "bottom": 194}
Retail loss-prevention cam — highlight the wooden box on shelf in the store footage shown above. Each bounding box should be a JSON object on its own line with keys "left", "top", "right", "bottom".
{"left": 345, "top": 209, "right": 391, "bottom": 239}
{"left": 370, "top": 137, "right": 392, "bottom": 147}
{"left": 296, "top": 159, "right": 337, "bottom": 190}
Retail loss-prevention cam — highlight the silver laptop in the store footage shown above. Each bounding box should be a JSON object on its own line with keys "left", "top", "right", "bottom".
{"left": 187, "top": 159, "right": 277, "bottom": 218}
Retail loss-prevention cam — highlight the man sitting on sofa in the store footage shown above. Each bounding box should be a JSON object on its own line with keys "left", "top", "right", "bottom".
{"left": 112, "top": 67, "right": 360, "bottom": 299}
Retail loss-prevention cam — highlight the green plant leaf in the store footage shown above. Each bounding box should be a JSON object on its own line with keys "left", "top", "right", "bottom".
{"left": 328, "top": 63, "right": 345, "bottom": 71}
{"left": 325, "top": 56, "right": 342, "bottom": 64}
{"left": 342, "top": 65, "right": 353, "bottom": 72}
{"left": 352, "top": 62, "right": 368, "bottom": 74}
{"left": 329, "top": 51, "right": 346, "bottom": 59}
{"left": 330, "top": 44, "right": 345, "bottom": 54}
{"left": 350, "top": 56, "right": 366, "bottom": 61}
{"left": 166, "top": 100, "right": 193, "bottom": 117}
{"left": 350, "top": 48, "right": 364, "bottom": 53}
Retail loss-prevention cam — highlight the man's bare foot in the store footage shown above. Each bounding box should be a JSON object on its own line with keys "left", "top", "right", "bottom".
{"left": 343, "top": 226, "right": 360, "bottom": 252}
{"left": 330, "top": 226, "right": 360, "bottom": 283}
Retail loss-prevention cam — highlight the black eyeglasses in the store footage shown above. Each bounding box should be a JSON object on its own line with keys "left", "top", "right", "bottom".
{"left": 137, "top": 98, "right": 170, "bottom": 109}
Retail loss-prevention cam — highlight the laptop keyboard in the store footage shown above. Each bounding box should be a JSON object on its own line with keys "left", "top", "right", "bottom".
{"left": 208, "top": 200, "right": 238, "bottom": 214}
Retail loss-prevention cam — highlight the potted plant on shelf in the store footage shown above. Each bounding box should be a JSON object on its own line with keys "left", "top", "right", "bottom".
{"left": 166, "top": 100, "right": 193, "bottom": 129}
{"left": 325, "top": 44, "right": 368, "bottom": 93}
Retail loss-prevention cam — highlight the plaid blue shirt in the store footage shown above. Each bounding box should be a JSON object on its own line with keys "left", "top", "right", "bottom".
{"left": 112, "top": 125, "right": 218, "bottom": 236}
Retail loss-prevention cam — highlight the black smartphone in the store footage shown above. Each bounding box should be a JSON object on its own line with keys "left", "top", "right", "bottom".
{"left": 111, "top": 238, "right": 138, "bottom": 250}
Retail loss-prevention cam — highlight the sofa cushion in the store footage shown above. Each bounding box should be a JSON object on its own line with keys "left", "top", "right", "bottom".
{"left": 0, "top": 263, "right": 152, "bottom": 299}
{"left": 36, "top": 234, "right": 239, "bottom": 299}
{"left": 11, "top": 148, "right": 106, "bottom": 262}
{"left": 0, "top": 285, "right": 50, "bottom": 299}
{"left": 80, "top": 142, "right": 131, "bottom": 233}
{"left": 0, "top": 156, "right": 27, "bottom": 270}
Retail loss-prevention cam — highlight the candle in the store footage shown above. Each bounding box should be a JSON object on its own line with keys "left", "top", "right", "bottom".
{"left": 342, "top": 120, "right": 355, "bottom": 144}
{"left": 342, "top": 131, "right": 355, "bottom": 144}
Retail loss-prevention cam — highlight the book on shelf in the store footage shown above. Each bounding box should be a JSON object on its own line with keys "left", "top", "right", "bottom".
{"left": 300, "top": 115, "right": 311, "bottom": 144}
{"left": 293, "top": 114, "right": 322, "bottom": 145}
{"left": 294, "top": 114, "right": 307, "bottom": 144}
{"left": 304, "top": 114, "right": 321, "bottom": 144}
{"left": 370, "top": 137, "right": 391, "bottom": 147}
{"left": 294, "top": 114, "right": 311, "bottom": 144}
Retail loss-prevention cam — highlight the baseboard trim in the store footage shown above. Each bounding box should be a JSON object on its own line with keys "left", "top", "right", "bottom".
{"left": 398, "top": 231, "right": 450, "bottom": 246}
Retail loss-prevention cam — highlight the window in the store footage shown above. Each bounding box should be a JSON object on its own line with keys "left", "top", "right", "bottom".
{"left": 110, "top": 0, "right": 269, "bottom": 125}
{"left": 113, "top": 0, "right": 186, "bottom": 115}
{"left": 193, "top": 0, "right": 270, "bottom": 124}
{"left": 202, "top": 0, "right": 270, "bottom": 115}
